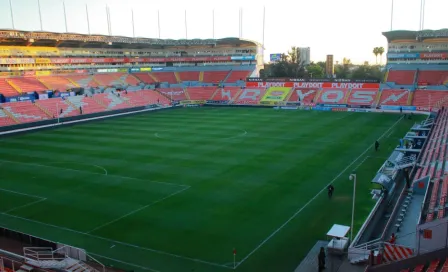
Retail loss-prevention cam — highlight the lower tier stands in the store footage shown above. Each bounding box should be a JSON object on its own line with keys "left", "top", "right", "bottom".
{"left": 347, "top": 89, "right": 378, "bottom": 106}
{"left": 1, "top": 101, "right": 48, "bottom": 123}
{"left": 399, "top": 258, "right": 447, "bottom": 272}
{"left": 65, "top": 75, "right": 98, "bottom": 88}
{"left": 387, "top": 70, "right": 416, "bottom": 85}
{"left": 225, "top": 70, "right": 250, "bottom": 82}
{"left": 0, "top": 109, "right": 17, "bottom": 126}
{"left": 120, "top": 74, "right": 141, "bottom": 86}
{"left": 288, "top": 88, "right": 317, "bottom": 104}
{"left": 186, "top": 87, "right": 217, "bottom": 100}
{"left": 36, "top": 98, "right": 72, "bottom": 117}
{"left": 203, "top": 71, "right": 229, "bottom": 83}
{"left": 7, "top": 77, "right": 47, "bottom": 93}
{"left": 152, "top": 72, "right": 177, "bottom": 84}
{"left": 0, "top": 79, "right": 20, "bottom": 97}
{"left": 66, "top": 96, "right": 105, "bottom": 115}
{"left": 412, "top": 90, "right": 448, "bottom": 109}
{"left": 156, "top": 88, "right": 187, "bottom": 101}
{"left": 316, "top": 89, "right": 349, "bottom": 104}
{"left": 211, "top": 87, "right": 242, "bottom": 101}
{"left": 38, "top": 76, "right": 78, "bottom": 91}
{"left": 121, "top": 90, "right": 169, "bottom": 107}
{"left": 234, "top": 88, "right": 266, "bottom": 104}
{"left": 418, "top": 71, "right": 448, "bottom": 85}
{"left": 178, "top": 71, "right": 199, "bottom": 82}
{"left": 94, "top": 73, "right": 125, "bottom": 86}
{"left": 133, "top": 73, "right": 156, "bottom": 84}
{"left": 95, "top": 93, "right": 132, "bottom": 110}
{"left": 379, "top": 89, "right": 410, "bottom": 106}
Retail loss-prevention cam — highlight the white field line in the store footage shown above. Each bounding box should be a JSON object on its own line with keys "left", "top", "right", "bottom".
{"left": 46, "top": 162, "right": 108, "bottom": 175}
{"left": 234, "top": 115, "right": 404, "bottom": 269}
{"left": 90, "top": 252, "right": 161, "bottom": 272}
{"left": 0, "top": 213, "right": 231, "bottom": 270}
{"left": 4, "top": 198, "right": 47, "bottom": 214}
{"left": 0, "top": 188, "right": 46, "bottom": 200}
{"left": 0, "top": 159, "right": 188, "bottom": 188}
{"left": 87, "top": 186, "right": 190, "bottom": 234}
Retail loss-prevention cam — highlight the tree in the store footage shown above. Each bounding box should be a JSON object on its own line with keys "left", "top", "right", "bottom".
{"left": 316, "top": 61, "right": 326, "bottom": 70}
{"left": 306, "top": 63, "right": 324, "bottom": 78}
{"left": 351, "top": 65, "right": 384, "bottom": 81}
{"left": 373, "top": 47, "right": 379, "bottom": 64}
{"left": 265, "top": 46, "right": 307, "bottom": 78}
{"left": 378, "top": 47, "right": 385, "bottom": 65}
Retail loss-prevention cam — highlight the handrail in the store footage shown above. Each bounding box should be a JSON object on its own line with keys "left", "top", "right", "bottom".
{"left": 354, "top": 237, "right": 383, "bottom": 249}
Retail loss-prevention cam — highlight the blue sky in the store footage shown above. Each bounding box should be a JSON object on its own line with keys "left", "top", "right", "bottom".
{"left": 0, "top": 0, "right": 446, "bottom": 64}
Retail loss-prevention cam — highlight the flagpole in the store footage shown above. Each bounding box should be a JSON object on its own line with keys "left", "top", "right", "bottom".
{"left": 131, "top": 9, "right": 135, "bottom": 38}
{"left": 37, "top": 0, "right": 43, "bottom": 31}
{"left": 57, "top": 102, "right": 60, "bottom": 124}
{"left": 212, "top": 9, "right": 215, "bottom": 39}
{"left": 421, "top": 0, "right": 426, "bottom": 30}
{"left": 63, "top": 0, "right": 68, "bottom": 33}
{"left": 86, "top": 4, "right": 91, "bottom": 35}
{"left": 157, "top": 10, "right": 161, "bottom": 38}
{"left": 240, "top": 8, "right": 243, "bottom": 38}
{"left": 9, "top": 0, "right": 15, "bottom": 30}
{"left": 390, "top": 0, "right": 394, "bottom": 31}
{"left": 184, "top": 10, "right": 188, "bottom": 39}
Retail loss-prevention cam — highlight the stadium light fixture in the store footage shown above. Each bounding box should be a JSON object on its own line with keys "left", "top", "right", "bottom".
{"left": 349, "top": 172, "right": 357, "bottom": 242}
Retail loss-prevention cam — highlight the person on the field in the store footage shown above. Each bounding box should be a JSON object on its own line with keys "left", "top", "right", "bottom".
{"left": 389, "top": 233, "right": 396, "bottom": 244}
{"left": 375, "top": 140, "right": 380, "bottom": 151}
{"left": 328, "top": 185, "right": 334, "bottom": 199}
{"left": 318, "top": 247, "right": 326, "bottom": 271}
{"left": 400, "top": 107, "right": 403, "bottom": 114}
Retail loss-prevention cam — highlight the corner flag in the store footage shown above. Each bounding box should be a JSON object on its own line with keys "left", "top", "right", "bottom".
{"left": 233, "top": 248, "right": 237, "bottom": 268}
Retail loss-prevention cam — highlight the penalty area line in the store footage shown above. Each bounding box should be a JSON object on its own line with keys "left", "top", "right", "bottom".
{"left": 234, "top": 115, "right": 404, "bottom": 269}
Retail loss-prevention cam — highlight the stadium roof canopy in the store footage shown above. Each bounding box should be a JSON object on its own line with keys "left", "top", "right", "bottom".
{"left": 383, "top": 29, "right": 448, "bottom": 42}
{"left": 0, "top": 29, "right": 259, "bottom": 49}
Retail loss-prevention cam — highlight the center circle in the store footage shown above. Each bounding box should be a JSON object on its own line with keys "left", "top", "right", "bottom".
{"left": 154, "top": 129, "right": 247, "bottom": 140}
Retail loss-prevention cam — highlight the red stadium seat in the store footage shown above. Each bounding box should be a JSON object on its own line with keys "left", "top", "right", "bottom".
{"left": 203, "top": 71, "right": 229, "bottom": 83}
{"left": 412, "top": 90, "right": 448, "bottom": 109}
{"left": 417, "top": 71, "right": 448, "bottom": 85}
{"left": 1, "top": 101, "right": 49, "bottom": 123}
{"left": 157, "top": 88, "right": 186, "bottom": 101}
{"left": 387, "top": 70, "right": 415, "bottom": 85}
{"left": 234, "top": 88, "right": 266, "bottom": 104}
{"left": 133, "top": 73, "right": 157, "bottom": 84}
{"left": 212, "top": 87, "right": 241, "bottom": 101}
{"left": 186, "top": 87, "right": 217, "bottom": 100}
{"left": 288, "top": 88, "right": 317, "bottom": 104}
{"left": 152, "top": 72, "right": 178, "bottom": 84}
{"left": 379, "top": 89, "right": 410, "bottom": 106}
{"left": 38, "top": 76, "right": 78, "bottom": 91}
{"left": 178, "top": 71, "right": 199, "bottom": 82}
{"left": 8, "top": 77, "right": 47, "bottom": 93}
{"left": 0, "top": 79, "right": 20, "bottom": 97}
{"left": 225, "top": 70, "right": 251, "bottom": 83}
{"left": 316, "top": 89, "right": 349, "bottom": 104}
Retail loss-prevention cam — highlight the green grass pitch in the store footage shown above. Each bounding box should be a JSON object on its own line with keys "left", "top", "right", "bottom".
{"left": 0, "top": 107, "right": 422, "bottom": 272}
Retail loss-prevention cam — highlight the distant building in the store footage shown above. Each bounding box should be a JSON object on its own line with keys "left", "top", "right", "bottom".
{"left": 326, "top": 55, "right": 334, "bottom": 77}
{"left": 298, "top": 47, "right": 311, "bottom": 65}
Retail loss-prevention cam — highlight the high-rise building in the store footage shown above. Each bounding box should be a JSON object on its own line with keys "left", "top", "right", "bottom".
{"left": 298, "top": 47, "right": 311, "bottom": 65}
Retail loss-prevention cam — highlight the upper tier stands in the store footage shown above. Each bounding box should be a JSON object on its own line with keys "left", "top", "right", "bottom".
{"left": 38, "top": 76, "right": 78, "bottom": 91}
{"left": 153, "top": 72, "right": 177, "bottom": 84}
{"left": 178, "top": 71, "right": 199, "bottom": 82}
{"left": 412, "top": 90, "right": 448, "bottom": 109}
{"left": 0, "top": 79, "right": 20, "bottom": 97}
{"left": 203, "top": 71, "right": 228, "bottom": 83}
{"left": 379, "top": 89, "right": 410, "bottom": 106}
{"left": 387, "top": 70, "right": 416, "bottom": 85}
{"left": 186, "top": 87, "right": 217, "bottom": 100}
{"left": 225, "top": 70, "right": 250, "bottom": 83}
{"left": 418, "top": 71, "right": 448, "bottom": 85}
{"left": 8, "top": 77, "right": 47, "bottom": 93}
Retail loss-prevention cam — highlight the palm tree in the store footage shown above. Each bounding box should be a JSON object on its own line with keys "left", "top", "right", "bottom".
{"left": 378, "top": 47, "right": 385, "bottom": 65}
{"left": 373, "top": 47, "right": 379, "bottom": 65}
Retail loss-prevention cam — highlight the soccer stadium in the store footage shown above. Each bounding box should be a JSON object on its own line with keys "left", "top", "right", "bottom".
{"left": 1, "top": 5, "right": 448, "bottom": 272}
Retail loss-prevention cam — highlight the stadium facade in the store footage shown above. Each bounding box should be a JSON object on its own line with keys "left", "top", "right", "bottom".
{"left": 0, "top": 27, "right": 448, "bottom": 272}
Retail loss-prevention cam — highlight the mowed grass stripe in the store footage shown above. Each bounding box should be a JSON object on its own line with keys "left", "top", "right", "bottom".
{"left": 0, "top": 108, "right": 422, "bottom": 272}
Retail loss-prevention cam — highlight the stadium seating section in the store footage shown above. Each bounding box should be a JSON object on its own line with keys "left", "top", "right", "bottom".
{"left": 226, "top": 70, "right": 250, "bottom": 82}
{"left": 8, "top": 77, "right": 47, "bottom": 93}
{"left": 0, "top": 79, "right": 20, "bottom": 97}
{"left": 178, "top": 71, "right": 199, "bottom": 82}
{"left": 316, "top": 89, "right": 349, "bottom": 104}
{"left": 211, "top": 87, "right": 242, "bottom": 101}
{"left": 153, "top": 72, "right": 178, "bottom": 84}
{"left": 186, "top": 87, "right": 217, "bottom": 100}
{"left": 412, "top": 90, "right": 448, "bottom": 109}
{"left": 418, "top": 71, "right": 448, "bottom": 85}
{"left": 157, "top": 88, "right": 187, "bottom": 101}
{"left": 400, "top": 258, "right": 448, "bottom": 272}
{"left": 234, "top": 88, "right": 266, "bottom": 104}
{"left": 133, "top": 73, "right": 156, "bottom": 84}
{"left": 203, "top": 71, "right": 229, "bottom": 83}
{"left": 288, "top": 89, "right": 317, "bottom": 104}
{"left": 38, "top": 76, "right": 78, "bottom": 91}
{"left": 387, "top": 70, "right": 416, "bottom": 85}
{"left": 379, "top": 89, "right": 410, "bottom": 106}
